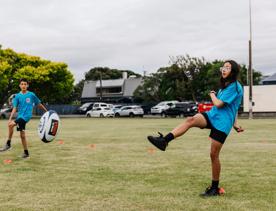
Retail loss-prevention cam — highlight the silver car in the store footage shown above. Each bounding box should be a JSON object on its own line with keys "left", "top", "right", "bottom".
{"left": 0, "top": 107, "right": 17, "bottom": 119}
{"left": 115, "top": 106, "right": 144, "bottom": 117}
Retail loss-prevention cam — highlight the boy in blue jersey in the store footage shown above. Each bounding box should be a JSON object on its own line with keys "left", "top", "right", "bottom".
{"left": 147, "top": 60, "right": 244, "bottom": 197}
{"left": 0, "top": 78, "right": 47, "bottom": 158}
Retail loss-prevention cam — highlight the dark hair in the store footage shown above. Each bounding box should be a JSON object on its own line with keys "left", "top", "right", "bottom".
{"left": 20, "top": 78, "right": 29, "bottom": 84}
{"left": 220, "top": 60, "right": 240, "bottom": 89}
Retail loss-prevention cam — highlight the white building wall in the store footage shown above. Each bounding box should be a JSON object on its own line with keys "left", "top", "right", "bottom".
{"left": 243, "top": 85, "right": 276, "bottom": 112}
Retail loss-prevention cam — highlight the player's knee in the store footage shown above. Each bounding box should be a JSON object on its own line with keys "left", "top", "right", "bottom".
{"left": 186, "top": 116, "right": 195, "bottom": 126}
{"left": 8, "top": 123, "right": 14, "bottom": 128}
{"left": 20, "top": 132, "right": 26, "bottom": 139}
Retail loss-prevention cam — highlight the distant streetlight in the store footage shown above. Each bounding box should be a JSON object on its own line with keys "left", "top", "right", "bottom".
{"left": 248, "top": 0, "right": 253, "bottom": 119}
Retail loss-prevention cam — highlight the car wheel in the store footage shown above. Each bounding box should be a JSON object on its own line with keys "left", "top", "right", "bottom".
{"left": 100, "top": 113, "right": 104, "bottom": 118}
{"left": 115, "top": 113, "right": 120, "bottom": 117}
{"left": 161, "top": 112, "right": 166, "bottom": 117}
{"left": 87, "top": 114, "right": 91, "bottom": 118}
{"left": 129, "top": 113, "right": 134, "bottom": 117}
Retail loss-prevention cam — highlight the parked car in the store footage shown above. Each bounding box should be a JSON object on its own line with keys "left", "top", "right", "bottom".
{"left": 112, "top": 105, "right": 123, "bottom": 113}
{"left": 76, "top": 102, "right": 94, "bottom": 114}
{"left": 93, "top": 102, "right": 113, "bottom": 109}
{"left": 165, "top": 102, "right": 198, "bottom": 117}
{"left": 86, "top": 107, "right": 114, "bottom": 118}
{"left": 0, "top": 107, "right": 17, "bottom": 119}
{"left": 115, "top": 105, "right": 144, "bottom": 117}
{"left": 198, "top": 102, "right": 213, "bottom": 113}
{"left": 150, "top": 101, "right": 178, "bottom": 116}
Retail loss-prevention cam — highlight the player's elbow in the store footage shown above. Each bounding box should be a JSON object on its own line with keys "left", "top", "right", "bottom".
{"left": 215, "top": 100, "right": 224, "bottom": 108}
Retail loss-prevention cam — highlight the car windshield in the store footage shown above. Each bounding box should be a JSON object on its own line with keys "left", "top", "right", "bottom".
{"left": 133, "top": 106, "right": 141, "bottom": 109}
{"left": 80, "top": 103, "right": 91, "bottom": 109}
{"left": 156, "top": 103, "right": 165, "bottom": 106}
{"left": 104, "top": 108, "right": 111, "bottom": 110}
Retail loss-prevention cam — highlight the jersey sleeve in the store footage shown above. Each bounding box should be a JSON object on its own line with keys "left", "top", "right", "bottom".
{"left": 219, "top": 83, "right": 239, "bottom": 105}
{"left": 12, "top": 95, "right": 19, "bottom": 108}
{"left": 32, "top": 93, "right": 41, "bottom": 105}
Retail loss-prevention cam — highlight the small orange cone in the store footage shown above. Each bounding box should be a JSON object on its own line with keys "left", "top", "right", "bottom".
{"left": 148, "top": 148, "right": 155, "bottom": 154}
{"left": 4, "top": 159, "right": 12, "bottom": 164}
{"left": 89, "top": 144, "right": 96, "bottom": 149}
{"left": 58, "top": 140, "right": 64, "bottom": 145}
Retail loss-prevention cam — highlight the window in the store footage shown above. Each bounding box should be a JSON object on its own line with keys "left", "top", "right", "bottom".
{"left": 96, "top": 87, "right": 122, "bottom": 95}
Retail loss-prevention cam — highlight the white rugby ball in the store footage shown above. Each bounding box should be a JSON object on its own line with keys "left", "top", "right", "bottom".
{"left": 38, "top": 110, "right": 60, "bottom": 143}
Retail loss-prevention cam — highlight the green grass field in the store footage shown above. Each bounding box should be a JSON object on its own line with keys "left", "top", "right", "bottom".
{"left": 0, "top": 118, "right": 275, "bottom": 211}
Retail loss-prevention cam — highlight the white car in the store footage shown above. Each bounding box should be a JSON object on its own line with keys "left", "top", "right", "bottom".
{"left": 86, "top": 107, "right": 114, "bottom": 118}
{"left": 93, "top": 102, "right": 113, "bottom": 109}
{"left": 115, "top": 106, "right": 144, "bottom": 117}
{"left": 150, "top": 101, "right": 178, "bottom": 116}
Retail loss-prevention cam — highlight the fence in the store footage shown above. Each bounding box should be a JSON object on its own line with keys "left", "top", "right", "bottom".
{"left": 34, "top": 105, "right": 80, "bottom": 115}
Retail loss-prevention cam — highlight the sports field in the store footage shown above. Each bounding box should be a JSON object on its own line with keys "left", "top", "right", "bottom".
{"left": 0, "top": 118, "right": 275, "bottom": 211}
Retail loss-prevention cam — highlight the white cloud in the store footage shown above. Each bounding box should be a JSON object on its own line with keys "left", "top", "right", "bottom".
{"left": 0, "top": 0, "right": 275, "bottom": 82}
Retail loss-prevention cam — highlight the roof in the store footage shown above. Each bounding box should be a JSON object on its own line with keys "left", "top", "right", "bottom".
{"left": 81, "top": 81, "right": 97, "bottom": 98}
{"left": 262, "top": 73, "right": 276, "bottom": 82}
{"left": 96, "top": 79, "right": 124, "bottom": 88}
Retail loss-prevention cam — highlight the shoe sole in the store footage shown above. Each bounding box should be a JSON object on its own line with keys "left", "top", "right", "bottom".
{"left": 0, "top": 147, "right": 12, "bottom": 152}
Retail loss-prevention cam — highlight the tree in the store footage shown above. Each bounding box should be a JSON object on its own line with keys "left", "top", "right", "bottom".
{"left": 71, "top": 79, "right": 85, "bottom": 102}
{"left": 84, "top": 67, "right": 141, "bottom": 81}
{"left": 0, "top": 47, "right": 74, "bottom": 106}
{"left": 170, "top": 55, "right": 206, "bottom": 101}
{"left": 134, "top": 56, "right": 263, "bottom": 103}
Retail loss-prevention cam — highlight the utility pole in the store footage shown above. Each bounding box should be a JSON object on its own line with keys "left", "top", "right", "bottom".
{"left": 99, "top": 71, "right": 103, "bottom": 101}
{"left": 248, "top": 0, "right": 253, "bottom": 119}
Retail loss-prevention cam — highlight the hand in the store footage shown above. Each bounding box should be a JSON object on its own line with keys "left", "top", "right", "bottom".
{"left": 209, "top": 90, "right": 216, "bottom": 96}
{"left": 8, "top": 120, "right": 16, "bottom": 127}
{"left": 234, "top": 125, "right": 244, "bottom": 133}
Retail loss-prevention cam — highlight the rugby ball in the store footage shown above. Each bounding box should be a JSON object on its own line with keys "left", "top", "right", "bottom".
{"left": 38, "top": 110, "right": 60, "bottom": 143}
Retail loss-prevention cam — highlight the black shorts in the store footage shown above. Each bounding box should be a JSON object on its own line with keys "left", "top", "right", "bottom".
{"left": 201, "top": 113, "right": 227, "bottom": 144}
{"left": 15, "top": 118, "right": 27, "bottom": 131}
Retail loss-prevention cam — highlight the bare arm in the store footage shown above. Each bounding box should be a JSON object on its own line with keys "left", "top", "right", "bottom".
{"left": 9, "top": 107, "right": 17, "bottom": 121}
{"left": 8, "top": 107, "right": 17, "bottom": 123}
{"left": 233, "top": 114, "right": 244, "bottom": 133}
{"left": 209, "top": 91, "right": 224, "bottom": 108}
{"left": 37, "top": 103, "right": 47, "bottom": 113}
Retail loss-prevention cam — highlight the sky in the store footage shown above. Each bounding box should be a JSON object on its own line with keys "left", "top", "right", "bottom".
{"left": 0, "top": 0, "right": 275, "bottom": 82}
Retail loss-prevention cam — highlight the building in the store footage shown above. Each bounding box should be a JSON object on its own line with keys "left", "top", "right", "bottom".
{"left": 243, "top": 85, "right": 276, "bottom": 112}
{"left": 81, "top": 73, "right": 143, "bottom": 103}
{"left": 261, "top": 73, "right": 276, "bottom": 85}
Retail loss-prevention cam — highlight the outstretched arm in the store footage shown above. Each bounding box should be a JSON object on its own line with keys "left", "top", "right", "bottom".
{"left": 8, "top": 107, "right": 17, "bottom": 123}
{"left": 37, "top": 103, "right": 47, "bottom": 113}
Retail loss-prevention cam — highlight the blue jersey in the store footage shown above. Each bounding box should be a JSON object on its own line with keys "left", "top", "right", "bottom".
{"left": 12, "top": 91, "right": 41, "bottom": 122}
{"left": 207, "top": 81, "right": 243, "bottom": 135}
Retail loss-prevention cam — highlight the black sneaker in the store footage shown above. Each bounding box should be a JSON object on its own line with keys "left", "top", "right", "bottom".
{"left": 21, "top": 153, "right": 30, "bottom": 159}
{"left": 147, "top": 132, "right": 168, "bottom": 151}
{"left": 0, "top": 144, "right": 11, "bottom": 152}
{"left": 200, "top": 187, "right": 220, "bottom": 197}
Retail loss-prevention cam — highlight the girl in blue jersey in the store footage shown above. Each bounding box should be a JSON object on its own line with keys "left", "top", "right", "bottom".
{"left": 147, "top": 60, "right": 244, "bottom": 197}
{"left": 0, "top": 78, "right": 47, "bottom": 158}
